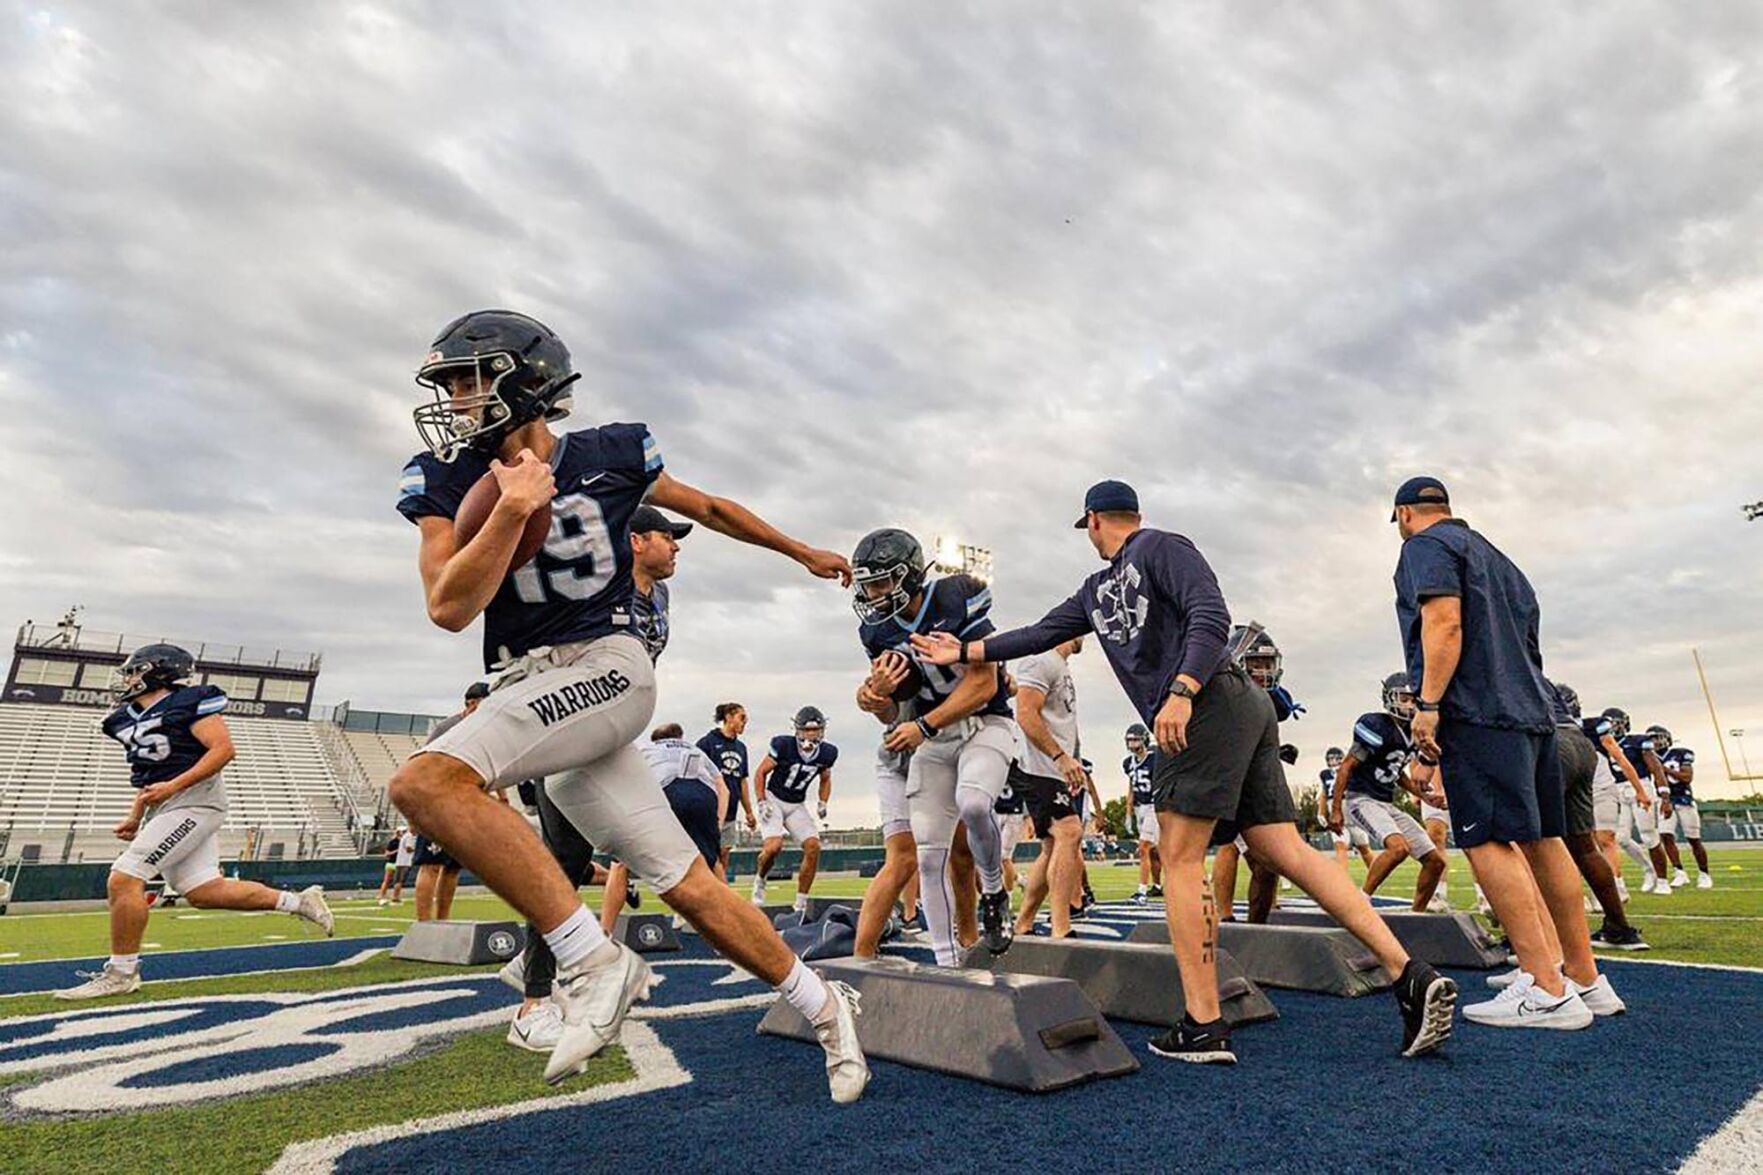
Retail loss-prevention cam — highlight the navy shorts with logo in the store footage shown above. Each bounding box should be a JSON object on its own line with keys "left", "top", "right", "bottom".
{"left": 1436, "top": 720, "right": 1565, "bottom": 848}
{"left": 664, "top": 779, "right": 722, "bottom": 868}
{"left": 411, "top": 835, "right": 458, "bottom": 870}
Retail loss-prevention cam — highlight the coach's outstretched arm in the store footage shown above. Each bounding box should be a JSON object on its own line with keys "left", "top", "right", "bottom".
{"left": 911, "top": 594, "right": 1091, "bottom": 666}
{"left": 647, "top": 472, "right": 851, "bottom": 585}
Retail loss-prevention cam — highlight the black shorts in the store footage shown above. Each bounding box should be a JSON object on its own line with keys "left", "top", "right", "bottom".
{"left": 1436, "top": 720, "right": 1565, "bottom": 848}
{"left": 411, "top": 835, "right": 458, "bottom": 870}
{"left": 664, "top": 780, "right": 722, "bottom": 869}
{"left": 1011, "top": 764, "right": 1081, "bottom": 840}
{"left": 1555, "top": 724, "right": 1598, "bottom": 838}
{"left": 1151, "top": 666, "right": 1295, "bottom": 844}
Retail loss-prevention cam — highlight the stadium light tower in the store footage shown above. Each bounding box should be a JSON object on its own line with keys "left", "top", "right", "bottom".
{"left": 930, "top": 535, "right": 993, "bottom": 583}
{"left": 1744, "top": 500, "right": 1763, "bottom": 522}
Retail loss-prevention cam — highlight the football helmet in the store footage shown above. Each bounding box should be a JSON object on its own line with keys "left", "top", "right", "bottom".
{"left": 1646, "top": 724, "right": 1673, "bottom": 751}
{"left": 1325, "top": 746, "right": 1344, "bottom": 769}
{"left": 1229, "top": 624, "right": 1282, "bottom": 688}
{"left": 1382, "top": 672, "right": 1416, "bottom": 722}
{"left": 1552, "top": 681, "right": 1581, "bottom": 719}
{"left": 1125, "top": 722, "right": 1150, "bottom": 756}
{"left": 850, "top": 528, "right": 927, "bottom": 624}
{"left": 1603, "top": 707, "right": 1631, "bottom": 739}
{"left": 794, "top": 705, "right": 827, "bottom": 755}
{"left": 413, "top": 310, "right": 580, "bottom": 462}
{"left": 109, "top": 643, "right": 196, "bottom": 704}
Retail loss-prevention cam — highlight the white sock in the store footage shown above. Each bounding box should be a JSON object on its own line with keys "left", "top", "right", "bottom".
{"left": 793, "top": 893, "right": 808, "bottom": 912}
{"left": 780, "top": 958, "right": 834, "bottom": 1025}
{"left": 108, "top": 954, "right": 140, "bottom": 973}
{"left": 275, "top": 891, "right": 300, "bottom": 913}
{"left": 544, "top": 905, "right": 612, "bottom": 970}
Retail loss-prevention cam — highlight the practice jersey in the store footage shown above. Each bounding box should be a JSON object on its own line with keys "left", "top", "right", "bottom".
{"left": 641, "top": 738, "right": 723, "bottom": 795}
{"left": 630, "top": 580, "right": 670, "bottom": 662}
{"left": 1617, "top": 734, "right": 1662, "bottom": 795}
{"left": 1346, "top": 712, "right": 1413, "bottom": 803}
{"left": 696, "top": 729, "right": 750, "bottom": 822}
{"left": 1124, "top": 751, "right": 1157, "bottom": 806}
{"left": 765, "top": 735, "right": 839, "bottom": 804}
{"left": 101, "top": 685, "right": 229, "bottom": 814}
{"left": 858, "top": 574, "right": 1011, "bottom": 720}
{"left": 1319, "top": 767, "right": 1339, "bottom": 803}
{"left": 397, "top": 423, "right": 664, "bottom": 669}
{"left": 1661, "top": 747, "right": 1695, "bottom": 805}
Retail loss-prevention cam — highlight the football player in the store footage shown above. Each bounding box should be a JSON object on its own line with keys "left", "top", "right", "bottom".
{"left": 1211, "top": 627, "right": 1294, "bottom": 924}
{"left": 1125, "top": 723, "right": 1163, "bottom": 903}
{"left": 697, "top": 702, "right": 755, "bottom": 883}
{"left": 852, "top": 527, "right": 1017, "bottom": 963}
{"left": 1328, "top": 674, "right": 1446, "bottom": 912}
{"left": 55, "top": 644, "right": 334, "bottom": 1000}
{"left": 1605, "top": 709, "right": 1674, "bottom": 895}
{"left": 752, "top": 707, "right": 839, "bottom": 913}
{"left": 1320, "top": 747, "right": 1375, "bottom": 872}
{"left": 390, "top": 309, "right": 865, "bottom": 1099}
{"left": 1652, "top": 726, "right": 1710, "bottom": 888}
{"left": 1581, "top": 702, "right": 1649, "bottom": 900}
{"left": 600, "top": 724, "right": 730, "bottom": 933}
{"left": 1549, "top": 684, "right": 1647, "bottom": 949}
{"left": 852, "top": 649, "right": 931, "bottom": 957}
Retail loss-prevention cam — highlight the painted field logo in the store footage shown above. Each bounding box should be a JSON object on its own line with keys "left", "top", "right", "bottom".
{"left": 0, "top": 977, "right": 509, "bottom": 1113}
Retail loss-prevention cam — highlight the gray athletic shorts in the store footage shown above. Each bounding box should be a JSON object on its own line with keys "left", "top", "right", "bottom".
{"left": 1345, "top": 793, "right": 1437, "bottom": 859}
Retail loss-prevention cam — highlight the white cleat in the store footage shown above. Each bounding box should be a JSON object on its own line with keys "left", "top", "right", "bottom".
{"left": 1463, "top": 974, "right": 1593, "bottom": 1031}
{"left": 1571, "top": 974, "right": 1626, "bottom": 1016}
{"left": 751, "top": 882, "right": 767, "bottom": 905}
{"left": 1582, "top": 893, "right": 1600, "bottom": 915}
{"left": 1653, "top": 881, "right": 1672, "bottom": 899}
{"left": 544, "top": 942, "right": 655, "bottom": 1086}
{"left": 1615, "top": 878, "right": 1630, "bottom": 903}
{"left": 1697, "top": 873, "right": 1713, "bottom": 890}
{"left": 814, "top": 980, "right": 870, "bottom": 1105}
{"left": 1640, "top": 874, "right": 1657, "bottom": 895}
{"left": 1671, "top": 871, "right": 1689, "bottom": 889}
{"left": 1425, "top": 892, "right": 1451, "bottom": 914}
{"left": 498, "top": 952, "right": 528, "bottom": 995}
{"left": 507, "top": 1001, "right": 565, "bottom": 1052}
{"left": 1485, "top": 966, "right": 1527, "bottom": 990}
{"left": 54, "top": 964, "right": 141, "bottom": 1001}
{"left": 294, "top": 885, "right": 334, "bottom": 936}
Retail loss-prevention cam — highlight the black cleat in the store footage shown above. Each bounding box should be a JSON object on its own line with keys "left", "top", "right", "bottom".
{"left": 980, "top": 890, "right": 1014, "bottom": 956}
{"left": 1147, "top": 884, "right": 1164, "bottom": 898}
{"left": 625, "top": 885, "right": 642, "bottom": 910}
{"left": 1148, "top": 1016, "right": 1237, "bottom": 1064}
{"left": 1394, "top": 959, "right": 1457, "bottom": 1058}
{"left": 1081, "top": 882, "right": 1097, "bottom": 910}
{"left": 1068, "top": 904, "right": 1089, "bottom": 922}
{"left": 1597, "top": 924, "right": 1651, "bottom": 951}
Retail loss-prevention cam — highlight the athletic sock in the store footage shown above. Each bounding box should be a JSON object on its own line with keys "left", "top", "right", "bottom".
{"left": 793, "top": 893, "right": 808, "bottom": 913}
{"left": 544, "top": 905, "right": 613, "bottom": 971}
{"left": 108, "top": 954, "right": 140, "bottom": 973}
{"left": 780, "top": 958, "right": 835, "bottom": 1026}
{"left": 274, "top": 891, "right": 301, "bottom": 913}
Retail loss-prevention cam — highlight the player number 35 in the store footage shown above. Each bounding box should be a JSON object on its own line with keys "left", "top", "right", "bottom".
{"left": 510, "top": 492, "right": 617, "bottom": 605}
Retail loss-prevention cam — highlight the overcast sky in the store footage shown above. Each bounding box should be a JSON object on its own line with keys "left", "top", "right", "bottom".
{"left": 3, "top": 2, "right": 1761, "bottom": 819}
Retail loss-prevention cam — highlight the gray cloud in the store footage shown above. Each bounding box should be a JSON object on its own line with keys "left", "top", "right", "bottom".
{"left": 3, "top": 1, "right": 1761, "bottom": 821}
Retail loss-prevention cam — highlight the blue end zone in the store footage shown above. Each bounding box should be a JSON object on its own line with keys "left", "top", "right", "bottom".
{"left": 0, "top": 935, "right": 399, "bottom": 996}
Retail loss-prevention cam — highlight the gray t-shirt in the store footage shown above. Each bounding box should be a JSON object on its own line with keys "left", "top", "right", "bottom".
{"left": 1013, "top": 650, "right": 1078, "bottom": 779}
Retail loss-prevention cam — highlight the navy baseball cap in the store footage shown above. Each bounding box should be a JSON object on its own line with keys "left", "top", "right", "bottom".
{"left": 464, "top": 681, "right": 491, "bottom": 701}
{"left": 1074, "top": 480, "right": 1140, "bottom": 527}
{"left": 630, "top": 505, "right": 693, "bottom": 539}
{"left": 1390, "top": 476, "right": 1450, "bottom": 521}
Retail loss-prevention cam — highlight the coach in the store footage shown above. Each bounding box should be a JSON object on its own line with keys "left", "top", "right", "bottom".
{"left": 916, "top": 481, "right": 1451, "bottom": 1064}
{"left": 1390, "top": 476, "right": 1615, "bottom": 1029}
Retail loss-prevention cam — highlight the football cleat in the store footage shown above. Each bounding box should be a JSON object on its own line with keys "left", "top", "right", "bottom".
{"left": 1395, "top": 959, "right": 1457, "bottom": 1057}
{"left": 1148, "top": 1016, "right": 1237, "bottom": 1064}
{"left": 293, "top": 886, "right": 334, "bottom": 937}
{"left": 507, "top": 1001, "right": 565, "bottom": 1052}
{"left": 54, "top": 964, "right": 141, "bottom": 1001}
{"left": 544, "top": 942, "right": 655, "bottom": 1085}
{"left": 979, "top": 890, "right": 1014, "bottom": 956}
{"left": 1697, "top": 873, "right": 1713, "bottom": 890}
{"left": 814, "top": 980, "right": 870, "bottom": 1104}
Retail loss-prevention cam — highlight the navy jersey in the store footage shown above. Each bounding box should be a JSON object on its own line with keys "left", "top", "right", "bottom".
{"left": 858, "top": 575, "right": 1011, "bottom": 720}
{"left": 1617, "top": 734, "right": 1660, "bottom": 791}
{"left": 630, "top": 580, "right": 670, "bottom": 662}
{"left": 765, "top": 735, "right": 839, "bottom": 804}
{"left": 398, "top": 423, "right": 664, "bottom": 669}
{"left": 1319, "top": 767, "right": 1339, "bottom": 803}
{"left": 696, "top": 729, "right": 750, "bottom": 822}
{"left": 1123, "top": 751, "right": 1157, "bottom": 806}
{"left": 1661, "top": 747, "right": 1695, "bottom": 805}
{"left": 1346, "top": 712, "right": 1413, "bottom": 803}
{"left": 101, "top": 685, "right": 230, "bottom": 812}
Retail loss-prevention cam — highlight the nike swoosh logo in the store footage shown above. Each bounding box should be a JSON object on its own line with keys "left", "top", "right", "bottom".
{"left": 578, "top": 473, "right": 607, "bottom": 490}
{"left": 1462, "top": 823, "right": 1479, "bottom": 832}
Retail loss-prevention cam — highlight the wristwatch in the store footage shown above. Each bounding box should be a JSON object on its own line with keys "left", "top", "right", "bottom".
{"left": 1415, "top": 699, "right": 1442, "bottom": 713}
{"left": 1168, "top": 681, "right": 1196, "bottom": 701}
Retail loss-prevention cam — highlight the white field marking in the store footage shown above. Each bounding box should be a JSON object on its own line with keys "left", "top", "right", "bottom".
{"left": 333, "top": 948, "right": 387, "bottom": 967}
{"left": 369, "top": 927, "right": 401, "bottom": 933}
{"left": 633, "top": 993, "right": 775, "bottom": 1019}
{"left": 267, "top": 1017, "right": 690, "bottom": 1175}
{"left": 141, "top": 943, "right": 162, "bottom": 949}
{"left": 1678, "top": 1085, "right": 1763, "bottom": 1173}
{"left": 1600, "top": 957, "right": 1763, "bottom": 975}
{"left": 0, "top": 931, "right": 404, "bottom": 971}
{"left": 1615, "top": 914, "right": 1763, "bottom": 922}
{"left": 173, "top": 914, "right": 209, "bottom": 920}
{"left": 333, "top": 913, "right": 416, "bottom": 924}
{"left": 0, "top": 952, "right": 17, "bottom": 959}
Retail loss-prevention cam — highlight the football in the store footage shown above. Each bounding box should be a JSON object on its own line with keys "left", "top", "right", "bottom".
{"left": 452, "top": 472, "right": 552, "bottom": 572}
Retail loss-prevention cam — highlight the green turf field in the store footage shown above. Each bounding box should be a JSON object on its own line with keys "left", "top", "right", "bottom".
{"left": 4, "top": 844, "right": 1759, "bottom": 971}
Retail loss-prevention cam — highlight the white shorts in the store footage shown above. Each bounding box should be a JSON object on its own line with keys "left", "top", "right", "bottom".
{"left": 1618, "top": 795, "right": 1661, "bottom": 849}
{"left": 1331, "top": 822, "right": 1372, "bottom": 849}
{"left": 1661, "top": 802, "right": 1700, "bottom": 839}
{"left": 113, "top": 805, "right": 225, "bottom": 894}
{"left": 876, "top": 747, "right": 912, "bottom": 842}
{"left": 394, "top": 853, "right": 414, "bottom": 868}
{"left": 1135, "top": 803, "right": 1160, "bottom": 848}
{"left": 1591, "top": 757, "right": 1622, "bottom": 833}
{"left": 1419, "top": 801, "right": 1449, "bottom": 827}
{"left": 759, "top": 798, "right": 819, "bottom": 845}
{"left": 1346, "top": 794, "right": 1437, "bottom": 859}
{"left": 906, "top": 714, "right": 1015, "bottom": 850}
{"left": 997, "top": 810, "right": 1024, "bottom": 857}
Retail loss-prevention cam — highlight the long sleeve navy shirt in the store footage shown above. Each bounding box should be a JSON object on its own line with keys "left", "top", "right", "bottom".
{"left": 983, "top": 528, "right": 1232, "bottom": 726}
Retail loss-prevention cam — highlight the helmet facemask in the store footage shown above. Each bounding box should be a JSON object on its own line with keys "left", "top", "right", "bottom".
{"left": 852, "top": 563, "right": 915, "bottom": 624}
{"left": 107, "top": 660, "right": 153, "bottom": 704}
{"left": 1383, "top": 676, "right": 1417, "bottom": 722}
{"left": 413, "top": 352, "right": 527, "bottom": 463}
{"left": 1244, "top": 650, "right": 1282, "bottom": 690}
{"left": 795, "top": 724, "right": 826, "bottom": 757}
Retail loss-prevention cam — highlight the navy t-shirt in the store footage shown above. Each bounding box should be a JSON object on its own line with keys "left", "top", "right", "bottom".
{"left": 398, "top": 424, "right": 663, "bottom": 669}
{"left": 1319, "top": 767, "right": 1339, "bottom": 803}
{"left": 1123, "top": 751, "right": 1157, "bottom": 805}
{"left": 764, "top": 735, "right": 839, "bottom": 804}
{"left": 695, "top": 729, "right": 749, "bottom": 822}
{"left": 1346, "top": 712, "right": 1413, "bottom": 803}
{"left": 1393, "top": 519, "right": 1554, "bottom": 732}
{"left": 630, "top": 580, "right": 670, "bottom": 662}
{"left": 984, "top": 528, "right": 1232, "bottom": 727}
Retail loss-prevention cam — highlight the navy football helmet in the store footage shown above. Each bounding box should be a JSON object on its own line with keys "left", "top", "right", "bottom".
{"left": 1229, "top": 624, "right": 1282, "bottom": 688}
{"left": 850, "top": 528, "right": 927, "bottom": 624}
{"left": 1552, "top": 681, "right": 1582, "bottom": 719}
{"left": 1382, "top": 672, "right": 1416, "bottom": 721}
{"left": 1646, "top": 724, "right": 1673, "bottom": 751}
{"left": 109, "top": 642, "right": 195, "bottom": 703}
{"left": 413, "top": 310, "right": 580, "bottom": 462}
{"left": 794, "top": 705, "right": 827, "bottom": 755}
{"left": 1603, "top": 707, "right": 1631, "bottom": 738}
{"left": 1325, "top": 746, "right": 1344, "bottom": 769}
{"left": 1125, "top": 722, "right": 1150, "bottom": 755}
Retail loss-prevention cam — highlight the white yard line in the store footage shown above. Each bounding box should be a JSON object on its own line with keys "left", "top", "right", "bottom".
{"left": 1679, "top": 1086, "right": 1763, "bottom": 1173}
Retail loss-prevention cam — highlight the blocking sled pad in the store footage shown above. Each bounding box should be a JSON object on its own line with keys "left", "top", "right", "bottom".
{"left": 1127, "top": 920, "right": 1391, "bottom": 997}
{"left": 961, "top": 936, "right": 1279, "bottom": 1027}
{"left": 391, "top": 920, "right": 526, "bottom": 966}
{"left": 758, "top": 956, "right": 1139, "bottom": 1091}
{"left": 1265, "top": 909, "right": 1508, "bottom": 969}
{"left": 614, "top": 912, "right": 682, "bottom": 953}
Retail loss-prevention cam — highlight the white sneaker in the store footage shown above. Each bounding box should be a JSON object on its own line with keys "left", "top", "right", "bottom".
{"left": 1464, "top": 975, "right": 1594, "bottom": 1030}
{"left": 544, "top": 942, "right": 655, "bottom": 1085}
{"left": 813, "top": 980, "right": 870, "bottom": 1105}
{"left": 294, "top": 886, "right": 334, "bottom": 936}
{"left": 377, "top": 898, "right": 390, "bottom": 907}
{"left": 507, "top": 1001, "right": 565, "bottom": 1052}
{"left": 1571, "top": 974, "right": 1626, "bottom": 1016}
{"left": 1653, "top": 881, "right": 1672, "bottom": 899}
{"left": 54, "top": 964, "right": 141, "bottom": 1001}
{"left": 751, "top": 881, "right": 767, "bottom": 904}
{"left": 1697, "top": 873, "right": 1713, "bottom": 890}
{"left": 498, "top": 952, "right": 528, "bottom": 995}
{"left": 1615, "top": 877, "right": 1630, "bottom": 903}
{"left": 1485, "top": 966, "right": 1527, "bottom": 990}
{"left": 1671, "top": 871, "right": 1689, "bottom": 889}
{"left": 1641, "top": 874, "right": 1657, "bottom": 894}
